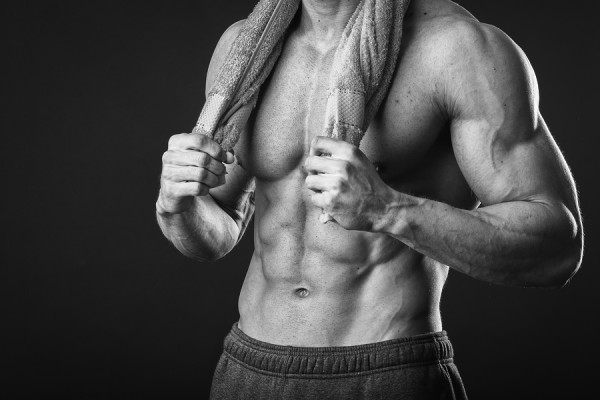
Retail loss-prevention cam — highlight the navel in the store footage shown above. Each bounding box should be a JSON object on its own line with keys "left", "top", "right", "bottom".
{"left": 294, "top": 288, "right": 310, "bottom": 298}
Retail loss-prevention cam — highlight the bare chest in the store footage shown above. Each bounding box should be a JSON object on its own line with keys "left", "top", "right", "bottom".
{"left": 234, "top": 34, "right": 470, "bottom": 204}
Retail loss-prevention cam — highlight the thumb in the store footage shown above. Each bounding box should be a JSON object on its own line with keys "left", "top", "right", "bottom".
{"left": 225, "top": 151, "right": 235, "bottom": 164}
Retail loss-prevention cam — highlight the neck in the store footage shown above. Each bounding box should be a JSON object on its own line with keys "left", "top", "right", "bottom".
{"left": 298, "top": 0, "right": 362, "bottom": 45}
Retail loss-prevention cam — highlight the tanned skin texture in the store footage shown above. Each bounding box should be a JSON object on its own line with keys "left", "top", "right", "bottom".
{"left": 156, "top": 0, "right": 583, "bottom": 346}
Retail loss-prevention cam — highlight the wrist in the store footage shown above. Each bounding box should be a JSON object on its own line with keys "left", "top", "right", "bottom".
{"left": 375, "top": 189, "right": 422, "bottom": 245}
{"left": 156, "top": 190, "right": 193, "bottom": 216}
{"left": 156, "top": 198, "right": 173, "bottom": 216}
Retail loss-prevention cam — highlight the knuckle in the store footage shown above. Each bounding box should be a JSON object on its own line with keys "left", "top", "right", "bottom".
{"left": 198, "top": 168, "right": 207, "bottom": 181}
{"left": 190, "top": 183, "right": 201, "bottom": 196}
{"left": 204, "top": 154, "right": 215, "bottom": 167}
{"left": 184, "top": 184, "right": 196, "bottom": 197}
{"left": 172, "top": 184, "right": 183, "bottom": 197}
{"left": 162, "top": 167, "right": 176, "bottom": 181}
{"left": 304, "top": 156, "right": 311, "bottom": 168}
{"left": 197, "top": 152, "right": 208, "bottom": 167}
{"left": 161, "top": 180, "right": 173, "bottom": 194}
{"left": 205, "top": 146, "right": 220, "bottom": 162}
{"left": 198, "top": 185, "right": 210, "bottom": 196}
{"left": 203, "top": 172, "right": 214, "bottom": 186}
{"left": 198, "top": 135, "right": 215, "bottom": 154}
{"left": 307, "top": 176, "right": 319, "bottom": 188}
{"left": 194, "top": 133, "right": 207, "bottom": 146}
{"left": 167, "top": 135, "right": 177, "bottom": 149}
{"left": 168, "top": 133, "right": 185, "bottom": 149}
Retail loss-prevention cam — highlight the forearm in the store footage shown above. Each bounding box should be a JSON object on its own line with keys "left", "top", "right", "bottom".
{"left": 156, "top": 193, "right": 239, "bottom": 262}
{"left": 380, "top": 192, "right": 582, "bottom": 287}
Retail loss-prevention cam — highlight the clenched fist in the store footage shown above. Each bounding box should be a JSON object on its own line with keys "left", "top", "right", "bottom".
{"left": 304, "top": 136, "right": 395, "bottom": 231}
{"left": 157, "top": 133, "right": 234, "bottom": 214}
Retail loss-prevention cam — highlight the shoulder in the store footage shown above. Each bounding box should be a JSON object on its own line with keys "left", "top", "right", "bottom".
{"left": 412, "top": 9, "right": 527, "bottom": 71}
{"left": 430, "top": 16, "right": 531, "bottom": 77}
{"left": 205, "top": 20, "right": 246, "bottom": 96}
{"left": 412, "top": 13, "right": 538, "bottom": 118}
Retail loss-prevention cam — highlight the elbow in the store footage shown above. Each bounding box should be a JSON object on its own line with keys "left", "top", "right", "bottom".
{"left": 185, "top": 251, "right": 223, "bottom": 263}
{"left": 540, "top": 231, "right": 584, "bottom": 289}
{"left": 170, "top": 235, "right": 237, "bottom": 263}
{"left": 176, "top": 243, "right": 235, "bottom": 263}
{"left": 552, "top": 239, "right": 583, "bottom": 289}
{"left": 546, "top": 261, "right": 581, "bottom": 290}
{"left": 169, "top": 221, "right": 242, "bottom": 264}
{"left": 540, "top": 204, "right": 585, "bottom": 289}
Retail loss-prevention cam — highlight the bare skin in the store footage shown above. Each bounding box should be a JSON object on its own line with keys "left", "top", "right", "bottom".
{"left": 157, "top": 0, "right": 583, "bottom": 347}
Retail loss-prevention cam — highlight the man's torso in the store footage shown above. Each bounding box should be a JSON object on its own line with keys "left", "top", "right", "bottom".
{"left": 233, "top": 0, "right": 480, "bottom": 346}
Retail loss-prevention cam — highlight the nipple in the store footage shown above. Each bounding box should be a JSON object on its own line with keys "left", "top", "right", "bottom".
{"left": 295, "top": 288, "right": 310, "bottom": 298}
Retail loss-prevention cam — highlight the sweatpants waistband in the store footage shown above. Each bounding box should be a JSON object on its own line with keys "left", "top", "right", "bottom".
{"left": 223, "top": 323, "right": 454, "bottom": 375}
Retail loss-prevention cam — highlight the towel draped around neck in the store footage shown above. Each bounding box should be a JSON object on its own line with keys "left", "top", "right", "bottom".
{"left": 192, "top": 0, "right": 412, "bottom": 151}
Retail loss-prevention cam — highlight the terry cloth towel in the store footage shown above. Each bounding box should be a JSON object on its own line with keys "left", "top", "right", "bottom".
{"left": 192, "top": 0, "right": 412, "bottom": 151}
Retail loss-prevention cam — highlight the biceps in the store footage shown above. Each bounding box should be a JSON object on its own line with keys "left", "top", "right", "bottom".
{"left": 452, "top": 115, "right": 577, "bottom": 208}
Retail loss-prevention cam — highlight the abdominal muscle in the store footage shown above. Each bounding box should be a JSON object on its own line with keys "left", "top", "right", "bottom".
{"left": 236, "top": 170, "right": 447, "bottom": 347}
{"left": 232, "top": 22, "right": 452, "bottom": 347}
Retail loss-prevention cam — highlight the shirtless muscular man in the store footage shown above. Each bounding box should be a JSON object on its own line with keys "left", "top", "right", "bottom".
{"left": 156, "top": 0, "right": 583, "bottom": 398}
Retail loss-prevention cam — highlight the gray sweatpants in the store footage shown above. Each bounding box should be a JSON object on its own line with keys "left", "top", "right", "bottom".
{"left": 210, "top": 323, "right": 468, "bottom": 399}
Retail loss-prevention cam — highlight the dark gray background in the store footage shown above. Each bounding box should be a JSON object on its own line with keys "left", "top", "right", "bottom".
{"left": 3, "top": 0, "right": 598, "bottom": 398}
